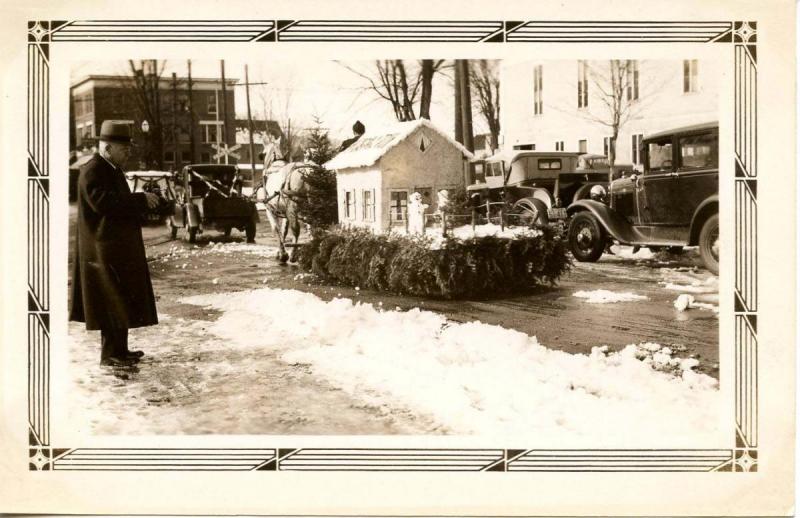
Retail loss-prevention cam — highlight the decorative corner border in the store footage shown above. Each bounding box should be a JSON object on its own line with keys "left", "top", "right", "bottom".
{"left": 28, "top": 19, "right": 757, "bottom": 472}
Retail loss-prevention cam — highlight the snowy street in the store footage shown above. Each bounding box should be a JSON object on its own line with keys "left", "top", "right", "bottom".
{"left": 66, "top": 211, "right": 720, "bottom": 439}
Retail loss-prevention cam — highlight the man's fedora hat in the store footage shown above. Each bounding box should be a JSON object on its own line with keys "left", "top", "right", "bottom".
{"left": 99, "top": 120, "right": 132, "bottom": 144}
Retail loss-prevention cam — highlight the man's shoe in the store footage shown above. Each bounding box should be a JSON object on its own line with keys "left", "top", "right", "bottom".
{"left": 100, "top": 356, "right": 138, "bottom": 367}
{"left": 126, "top": 350, "right": 145, "bottom": 358}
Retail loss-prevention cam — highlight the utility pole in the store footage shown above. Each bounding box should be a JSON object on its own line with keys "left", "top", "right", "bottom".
{"left": 220, "top": 60, "right": 229, "bottom": 153}
{"left": 458, "top": 60, "right": 474, "bottom": 153}
{"left": 171, "top": 72, "right": 180, "bottom": 172}
{"left": 454, "top": 59, "right": 463, "bottom": 145}
{"left": 151, "top": 59, "right": 163, "bottom": 170}
{"left": 187, "top": 59, "right": 196, "bottom": 163}
{"left": 244, "top": 64, "right": 257, "bottom": 184}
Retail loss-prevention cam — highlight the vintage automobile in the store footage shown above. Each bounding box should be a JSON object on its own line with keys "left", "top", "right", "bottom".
{"left": 467, "top": 150, "right": 633, "bottom": 225}
{"left": 124, "top": 170, "right": 177, "bottom": 224}
{"left": 566, "top": 122, "right": 719, "bottom": 274}
{"left": 168, "top": 164, "right": 258, "bottom": 243}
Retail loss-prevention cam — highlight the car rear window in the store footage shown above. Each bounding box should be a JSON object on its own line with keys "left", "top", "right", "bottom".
{"left": 678, "top": 133, "right": 717, "bottom": 170}
{"left": 538, "top": 158, "right": 562, "bottom": 170}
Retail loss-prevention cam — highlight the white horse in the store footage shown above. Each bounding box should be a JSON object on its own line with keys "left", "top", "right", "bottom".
{"left": 255, "top": 139, "right": 312, "bottom": 263}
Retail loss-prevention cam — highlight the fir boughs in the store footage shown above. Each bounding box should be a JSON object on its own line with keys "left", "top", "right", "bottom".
{"left": 296, "top": 226, "right": 571, "bottom": 299}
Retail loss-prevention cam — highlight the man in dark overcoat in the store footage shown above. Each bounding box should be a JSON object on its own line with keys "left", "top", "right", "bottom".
{"left": 69, "top": 120, "right": 161, "bottom": 367}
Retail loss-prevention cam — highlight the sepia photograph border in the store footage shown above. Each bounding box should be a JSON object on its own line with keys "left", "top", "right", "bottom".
{"left": 26, "top": 19, "right": 758, "bottom": 473}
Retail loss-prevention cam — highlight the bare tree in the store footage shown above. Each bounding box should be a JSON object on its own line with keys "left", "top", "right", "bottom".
{"left": 580, "top": 60, "right": 651, "bottom": 174}
{"left": 469, "top": 60, "right": 501, "bottom": 152}
{"left": 341, "top": 60, "right": 445, "bottom": 122}
{"left": 125, "top": 60, "right": 167, "bottom": 169}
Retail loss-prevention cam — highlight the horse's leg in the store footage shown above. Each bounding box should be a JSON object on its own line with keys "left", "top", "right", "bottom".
{"left": 266, "top": 206, "right": 288, "bottom": 263}
{"left": 287, "top": 205, "right": 302, "bottom": 263}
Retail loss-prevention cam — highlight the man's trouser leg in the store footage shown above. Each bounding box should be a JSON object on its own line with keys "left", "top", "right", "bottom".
{"left": 101, "top": 328, "right": 129, "bottom": 361}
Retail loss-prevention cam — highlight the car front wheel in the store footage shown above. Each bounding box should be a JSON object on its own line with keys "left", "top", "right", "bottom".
{"left": 568, "top": 212, "right": 606, "bottom": 262}
{"left": 698, "top": 214, "right": 719, "bottom": 275}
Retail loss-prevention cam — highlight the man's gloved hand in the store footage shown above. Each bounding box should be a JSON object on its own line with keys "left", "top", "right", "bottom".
{"left": 144, "top": 192, "right": 160, "bottom": 210}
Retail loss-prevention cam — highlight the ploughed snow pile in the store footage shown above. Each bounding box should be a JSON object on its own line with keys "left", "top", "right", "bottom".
{"left": 182, "top": 288, "right": 722, "bottom": 445}
{"left": 661, "top": 268, "right": 719, "bottom": 314}
{"left": 573, "top": 289, "right": 648, "bottom": 304}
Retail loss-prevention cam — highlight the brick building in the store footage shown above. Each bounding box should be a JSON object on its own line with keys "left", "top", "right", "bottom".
{"left": 70, "top": 74, "right": 239, "bottom": 171}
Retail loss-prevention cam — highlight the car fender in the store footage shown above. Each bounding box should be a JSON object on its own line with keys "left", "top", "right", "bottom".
{"left": 567, "top": 199, "right": 638, "bottom": 244}
{"left": 689, "top": 195, "right": 719, "bottom": 245}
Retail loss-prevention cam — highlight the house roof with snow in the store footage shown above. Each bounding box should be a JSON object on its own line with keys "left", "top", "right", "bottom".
{"left": 325, "top": 118, "right": 473, "bottom": 171}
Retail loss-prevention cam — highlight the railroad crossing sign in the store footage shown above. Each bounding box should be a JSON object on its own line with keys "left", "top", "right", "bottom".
{"left": 212, "top": 143, "right": 241, "bottom": 161}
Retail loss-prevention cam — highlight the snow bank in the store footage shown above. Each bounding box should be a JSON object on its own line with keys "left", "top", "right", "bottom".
{"left": 661, "top": 269, "right": 719, "bottom": 314}
{"left": 182, "top": 288, "right": 722, "bottom": 445}
{"left": 573, "top": 289, "right": 648, "bottom": 304}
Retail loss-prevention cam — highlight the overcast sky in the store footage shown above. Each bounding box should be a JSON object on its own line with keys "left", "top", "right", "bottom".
{"left": 70, "top": 59, "right": 484, "bottom": 142}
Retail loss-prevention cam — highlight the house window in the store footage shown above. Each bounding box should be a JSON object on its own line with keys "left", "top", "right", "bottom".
{"left": 207, "top": 93, "right": 217, "bottom": 115}
{"left": 577, "top": 60, "right": 588, "bottom": 108}
{"left": 627, "top": 61, "right": 640, "bottom": 101}
{"left": 631, "top": 134, "right": 643, "bottom": 165}
{"left": 578, "top": 139, "right": 587, "bottom": 154}
{"left": 344, "top": 190, "right": 356, "bottom": 219}
{"left": 683, "top": 60, "right": 698, "bottom": 93}
{"left": 555, "top": 141, "right": 564, "bottom": 151}
{"left": 603, "top": 137, "right": 615, "bottom": 159}
{"left": 389, "top": 190, "right": 408, "bottom": 223}
{"left": 533, "top": 65, "right": 543, "bottom": 115}
{"left": 362, "top": 189, "right": 375, "bottom": 221}
{"left": 202, "top": 123, "right": 222, "bottom": 144}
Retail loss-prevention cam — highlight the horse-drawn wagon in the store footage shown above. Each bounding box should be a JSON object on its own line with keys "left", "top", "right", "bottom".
{"left": 168, "top": 164, "right": 258, "bottom": 243}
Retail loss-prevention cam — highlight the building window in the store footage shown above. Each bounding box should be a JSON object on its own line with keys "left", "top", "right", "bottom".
{"left": 83, "top": 121, "right": 94, "bottom": 139}
{"left": 207, "top": 93, "right": 217, "bottom": 115}
{"left": 513, "top": 144, "right": 535, "bottom": 151}
{"left": 627, "top": 61, "right": 640, "bottom": 101}
{"left": 533, "top": 65, "right": 543, "bottom": 115}
{"left": 683, "top": 59, "right": 698, "bottom": 93}
{"left": 631, "top": 134, "right": 643, "bottom": 165}
{"left": 362, "top": 189, "right": 375, "bottom": 222}
{"left": 200, "top": 152, "right": 210, "bottom": 163}
{"left": 202, "top": 123, "right": 222, "bottom": 144}
{"left": 555, "top": 141, "right": 564, "bottom": 151}
{"left": 389, "top": 190, "right": 408, "bottom": 223}
{"left": 344, "top": 190, "right": 356, "bottom": 219}
{"left": 578, "top": 139, "right": 587, "bottom": 154}
{"left": 577, "top": 60, "right": 588, "bottom": 108}
{"left": 164, "top": 151, "right": 175, "bottom": 163}
{"left": 603, "top": 136, "right": 615, "bottom": 159}
{"left": 181, "top": 150, "right": 192, "bottom": 163}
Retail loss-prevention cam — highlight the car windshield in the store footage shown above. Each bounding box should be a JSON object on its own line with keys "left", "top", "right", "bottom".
{"left": 647, "top": 140, "right": 673, "bottom": 171}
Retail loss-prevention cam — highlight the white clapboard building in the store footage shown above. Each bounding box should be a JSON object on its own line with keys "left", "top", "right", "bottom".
{"left": 500, "top": 59, "right": 723, "bottom": 167}
{"left": 325, "top": 118, "right": 473, "bottom": 232}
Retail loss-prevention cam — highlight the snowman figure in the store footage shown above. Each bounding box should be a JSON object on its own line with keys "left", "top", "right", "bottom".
{"left": 407, "top": 191, "right": 428, "bottom": 235}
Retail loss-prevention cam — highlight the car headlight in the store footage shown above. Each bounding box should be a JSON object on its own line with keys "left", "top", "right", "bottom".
{"left": 589, "top": 185, "right": 607, "bottom": 201}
